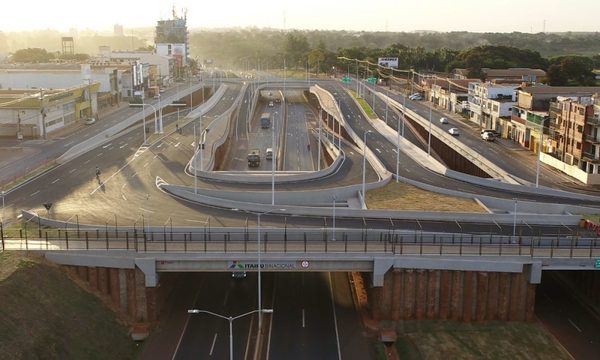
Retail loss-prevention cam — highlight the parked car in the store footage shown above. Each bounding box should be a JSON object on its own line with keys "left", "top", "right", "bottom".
{"left": 409, "top": 94, "right": 423, "bottom": 101}
{"left": 84, "top": 117, "right": 96, "bottom": 125}
{"left": 481, "top": 129, "right": 500, "bottom": 138}
{"left": 448, "top": 128, "right": 460, "bottom": 136}
{"left": 481, "top": 131, "right": 495, "bottom": 141}
{"left": 439, "top": 117, "right": 448, "bottom": 124}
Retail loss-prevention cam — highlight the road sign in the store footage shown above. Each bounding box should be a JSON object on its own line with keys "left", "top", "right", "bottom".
{"left": 342, "top": 76, "right": 352, "bottom": 84}
{"left": 301, "top": 260, "right": 309, "bottom": 268}
{"left": 595, "top": 259, "right": 600, "bottom": 269}
{"left": 367, "top": 77, "right": 377, "bottom": 85}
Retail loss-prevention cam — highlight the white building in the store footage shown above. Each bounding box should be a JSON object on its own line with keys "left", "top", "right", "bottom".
{"left": 468, "top": 82, "right": 517, "bottom": 135}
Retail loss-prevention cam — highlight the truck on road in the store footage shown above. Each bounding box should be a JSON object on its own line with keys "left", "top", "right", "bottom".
{"left": 260, "top": 113, "right": 271, "bottom": 129}
{"left": 247, "top": 149, "right": 261, "bottom": 167}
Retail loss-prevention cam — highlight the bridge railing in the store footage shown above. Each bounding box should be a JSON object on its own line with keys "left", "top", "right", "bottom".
{"left": 1, "top": 227, "right": 598, "bottom": 259}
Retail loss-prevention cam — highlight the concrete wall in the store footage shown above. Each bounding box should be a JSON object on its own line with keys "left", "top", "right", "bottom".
{"left": 540, "top": 153, "right": 600, "bottom": 185}
{"left": 369, "top": 268, "right": 536, "bottom": 322}
{"left": 62, "top": 264, "right": 174, "bottom": 324}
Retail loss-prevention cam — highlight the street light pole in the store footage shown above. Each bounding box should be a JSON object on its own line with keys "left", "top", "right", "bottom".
{"left": 512, "top": 198, "right": 518, "bottom": 241}
{"left": 187, "top": 309, "right": 273, "bottom": 360}
{"left": 1, "top": 190, "right": 5, "bottom": 224}
{"left": 272, "top": 113, "right": 276, "bottom": 206}
{"left": 318, "top": 108, "right": 322, "bottom": 171}
{"left": 362, "top": 131, "right": 372, "bottom": 207}
{"left": 536, "top": 124, "right": 543, "bottom": 188}
{"left": 231, "top": 208, "right": 285, "bottom": 330}
{"left": 194, "top": 123, "right": 198, "bottom": 194}
{"left": 396, "top": 116, "right": 400, "bottom": 182}
{"left": 332, "top": 196, "right": 336, "bottom": 241}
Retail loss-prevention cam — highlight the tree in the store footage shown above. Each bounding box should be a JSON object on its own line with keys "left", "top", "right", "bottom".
{"left": 546, "top": 64, "right": 568, "bottom": 86}
{"left": 10, "top": 48, "right": 54, "bottom": 63}
{"left": 284, "top": 32, "right": 310, "bottom": 69}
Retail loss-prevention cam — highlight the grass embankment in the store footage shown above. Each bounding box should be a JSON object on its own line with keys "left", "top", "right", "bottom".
{"left": 348, "top": 90, "right": 377, "bottom": 119}
{"left": 378, "top": 320, "right": 570, "bottom": 360}
{"left": 366, "top": 182, "right": 485, "bottom": 213}
{"left": 0, "top": 252, "right": 138, "bottom": 360}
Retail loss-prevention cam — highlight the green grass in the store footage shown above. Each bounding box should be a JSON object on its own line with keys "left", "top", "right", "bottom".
{"left": 385, "top": 320, "right": 570, "bottom": 360}
{"left": 349, "top": 90, "right": 377, "bottom": 119}
{"left": 0, "top": 252, "right": 139, "bottom": 360}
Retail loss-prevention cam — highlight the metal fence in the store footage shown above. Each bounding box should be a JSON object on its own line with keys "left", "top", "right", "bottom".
{"left": 1, "top": 225, "right": 599, "bottom": 259}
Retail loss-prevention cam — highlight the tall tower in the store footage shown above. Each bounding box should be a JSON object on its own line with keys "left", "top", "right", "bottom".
{"left": 155, "top": 7, "right": 189, "bottom": 71}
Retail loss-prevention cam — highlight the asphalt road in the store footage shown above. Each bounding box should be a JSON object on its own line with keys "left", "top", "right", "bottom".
{"left": 536, "top": 271, "right": 600, "bottom": 360}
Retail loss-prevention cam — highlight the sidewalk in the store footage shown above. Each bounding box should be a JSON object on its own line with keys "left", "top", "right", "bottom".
{"left": 0, "top": 101, "right": 130, "bottom": 190}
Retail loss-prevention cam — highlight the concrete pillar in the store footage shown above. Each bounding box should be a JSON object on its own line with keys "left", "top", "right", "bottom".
{"left": 450, "top": 271, "right": 462, "bottom": 321}
{"left": 146, "top": 287, "right": 157, "bottom": 322}
{"left": 380, "top": 270, "right": 393, "bottom": 320}
{"left": 525, "top": 283, "right": 536, "bottom": 322}
{"left": 487, "top": 272, "right": 499, "bottom": 320}
{"left": 126, "top": 269, "right": 136, "bottom": 319}
{"left": 415, "top": 270, "right": 426, "bottom": 320}
{"left": 97, "top": 267, "right": 109, "bottom": 295}
{"left": 135, "top": 268, "right": 147, "bottom": 322}
{"left": 77, "top": 266, "right": 88, "bottom": 281}
{"left": 403, "top": 270, "right": 415, "bottom": 319}
{"left": 119, "top": 269, "right": 128, "bottom": 313}
{"left": 109, "top": 268, "right": 120, "bottom": 307}
{"left": 497, "top": 272, "right": 510, "bottom": 321}
{"left": 509, "top": 273, "right": 523, "bottom": 321}
{"left": 88, "top": 267, "right": 98, "bottom": 290}
{"left": 462, "top": 271, "right": 474, "bottom": 322}
{"left": 426, "top": 270, "right": 438, "bottom": 319}
{"left": 475, "top": 272, "right": 488, "bottom": 322}
{"left": 370, "top": 287, "right": 384, "bottom": 321}
{"left": 439, "top": 270, "right": 450, "bottom": 320}
{"left": 391, "top": 270, "right": 403, "bottom": 320}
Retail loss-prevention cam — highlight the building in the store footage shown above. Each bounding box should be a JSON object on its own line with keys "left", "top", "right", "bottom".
{"left": 0, "top": 63, "right": 121, "bottom": 107}
{"left": 514, "top": 86, "right": 600, "bottom": 151}
{"left": 453, "top": 68, "right": 546, "bottom": 84}
{"left": 0, "top": 83, "right": 100, "bottom": 138}
{"left": 155, "top": 7, "right": 189, "bottom": 79}
{"left": 468, "top": 82, "right": 517, "bottom": 136}
{"left": 540, "top": 95, "right": 600, "bottom": 184}
{"left": 428, "top": 78, "right": 477, "bottom": 114}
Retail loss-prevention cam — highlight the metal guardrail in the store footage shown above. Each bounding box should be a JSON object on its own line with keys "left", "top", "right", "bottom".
{"left": 2, "top": 227, "right": 598, "bottom": 259}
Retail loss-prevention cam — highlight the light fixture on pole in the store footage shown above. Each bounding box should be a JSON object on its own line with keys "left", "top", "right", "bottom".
{"left": 396, "top": 115, "right": 401, "bottom": 182}
{"left": 231, "top": 208, "right": 285, "bottom": 330}
{"left": 362, "top": 131, "right": 372, "bottom": 207}
{"left": 512, "top": 198, "right": 518, "bottom": 243}
{"left": 187, "top": 309, "right": 273, "bottom": 360}
{"left": 272, "top": 112, "right": 276, "bottom": 206}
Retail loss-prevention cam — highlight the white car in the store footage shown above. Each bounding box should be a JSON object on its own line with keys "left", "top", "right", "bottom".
{"left": 439, "top": 117, "right": 448, "bottom": 124}
{"left": 84, "top": 117, "right": 96, "bottom": 125}
{"left": 448, "top": 128, "right": 459, "bottom": 136}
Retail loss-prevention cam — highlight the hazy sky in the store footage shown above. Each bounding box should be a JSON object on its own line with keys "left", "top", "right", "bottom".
{"left": 2, "top": 0, "right": 599, "bottom": 33}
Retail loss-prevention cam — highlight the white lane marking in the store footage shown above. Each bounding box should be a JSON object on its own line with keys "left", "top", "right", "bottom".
{"left": 84, "top": 160, "right": 90, "bottom": 165}
{"left": 51, "top": 178, "right": 60, "bottom": 184}
{"left": 102, "top": 143, "right": 112, "bottom": 149}
{"left": 97, "top": 152, "right": 103, "bottom": 157}
{"left": 174, "top": 142, "right": 180, "bottom": 148}
{"left": 130, "top": 172, "right": 137, "bottom": 178}
{"left": 144, "top": 162, "right": 150, "bottom": 168}
{"left": 30, "top": 190, "right": 40, "bottom": 197}
{"left": 120, "top": 144, "right": 128, "bottom": 149}
{"left": 68, "top": 169, "right": 76, "bottom": 174}
{"left": 375, "top": 148, "right": 382, "bottom": 154}
{"left": 185, "top": 219, "right": 207, "bottom": 223}
{"left": 171, "top": 281, "right": 205, "bottom": 360}
{"left": 63, "top": 141, "right": 74, "bottom": 147}
{"left": 157, "top": 143, "right": 163, "bottom": 148}
{"left": 568, "top": 318, "right": 582, "bottom": 332}
{"left": 302, "top": 309, "right": 306, "bottom": 328}
{"left": 209, "top": 333, "right": 218, "bottom": 356}
{"left": 391, "top": 149, "right": 397, "bottom": 154}
{"left": 139, "top": 207, "right": 155, "bottom": 213}
{"left": 328, "top": 273, "right": 342, "bottom": 360}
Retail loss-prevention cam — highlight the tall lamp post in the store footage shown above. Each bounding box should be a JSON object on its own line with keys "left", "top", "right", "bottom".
{"left": 362, "top": 131, "right": 372, "bottom": 207}
{"left": 187, "top": 309, "right": 273, "bottom": 360}
{"left": 232, "top": 208, "right": 285, "bottom": 330}
{"left": 141, "top": 103, "right": 158, "bottom": 144}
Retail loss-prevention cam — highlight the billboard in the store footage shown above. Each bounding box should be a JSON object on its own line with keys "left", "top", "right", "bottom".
{"left": 378, "top": 57, "right": 399, "bottom": 68}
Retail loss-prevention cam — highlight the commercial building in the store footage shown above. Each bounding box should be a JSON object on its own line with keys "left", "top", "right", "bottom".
{"left": 540, "top": 95, "right": 600, "bottom": 184}
{"left": 155, "top": 8, "right": 189, "bottom": 79}
{"left": 0, "top": 83, "right": 100, "bottom": 138}
{"left": 467, "top": 82, "right": 517, "bottom": 136}
{"left": 453, "top": 68, "right": 546, "bottom": 84}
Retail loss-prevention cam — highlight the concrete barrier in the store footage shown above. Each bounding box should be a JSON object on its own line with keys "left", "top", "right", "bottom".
{"left": 58, "top": 84, "right": 226, "bottom": 164}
